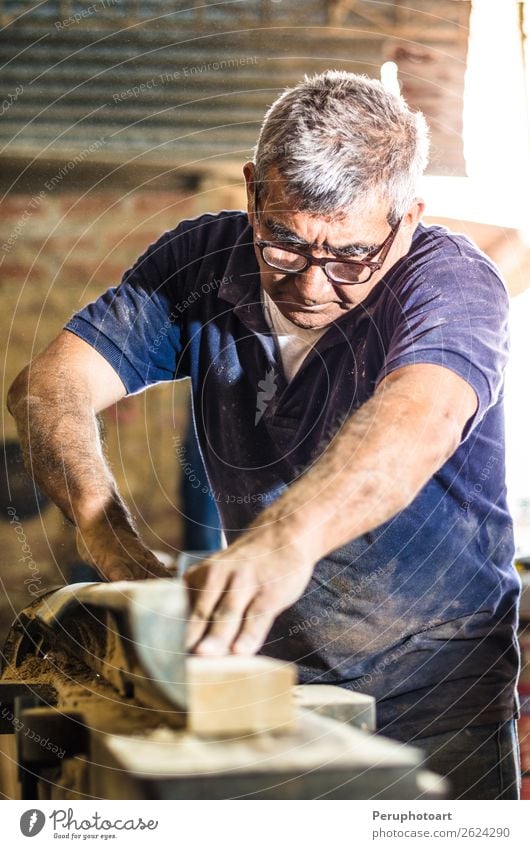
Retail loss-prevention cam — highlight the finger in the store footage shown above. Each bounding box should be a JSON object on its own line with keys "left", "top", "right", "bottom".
{"left": 193, "top": 577, "right": 255, "bottom": 656}
{"left": 140, "top": 558, "right": 173, "bottom": 580}
{"left": 231, "top": 597, "right": 277, "bottom": 655}
{"left": 184, "top": 566, "right": 227, "bottom": 650}
{"left": 107, "top": 560, "right": 161, "bottom": 582}
{"left": 105, "top": 565, "right": 136, "bottom": 582}
{"left": 114, "top": 543, "right": 172, "bottom": 580}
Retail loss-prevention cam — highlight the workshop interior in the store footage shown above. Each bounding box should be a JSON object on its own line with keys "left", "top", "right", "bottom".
{"left": 1, "top": 0, "right": 530, "bottom": 802}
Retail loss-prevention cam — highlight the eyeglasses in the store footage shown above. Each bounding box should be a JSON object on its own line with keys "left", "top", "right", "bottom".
{"left": 252, "top": 183, "right": 401, "bottom": 285}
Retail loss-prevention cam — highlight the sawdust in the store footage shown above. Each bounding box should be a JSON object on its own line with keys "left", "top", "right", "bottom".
{"left": 3, "top": 656, "right": 55, "bottom": 683}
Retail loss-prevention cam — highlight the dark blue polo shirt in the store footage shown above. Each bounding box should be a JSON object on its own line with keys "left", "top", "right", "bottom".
{"left": 65, "top": 210, "right": 520, "bottom": 741}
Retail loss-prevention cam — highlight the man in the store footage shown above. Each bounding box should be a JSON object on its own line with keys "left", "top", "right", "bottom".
{"left": 8, "top": 71, "right": 521, "bottom": 798}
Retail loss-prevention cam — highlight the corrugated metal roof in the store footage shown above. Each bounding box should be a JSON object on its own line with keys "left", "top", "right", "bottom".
{"left": 0, "top": 1, "right": 469, "bottom": 175}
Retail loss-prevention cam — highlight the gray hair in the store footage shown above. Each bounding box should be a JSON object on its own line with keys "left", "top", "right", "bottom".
{"left": 253, "top": 70, "right": 430, "bottom": 224}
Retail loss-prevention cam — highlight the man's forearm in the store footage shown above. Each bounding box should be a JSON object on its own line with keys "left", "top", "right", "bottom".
{"left": 245, "top": 367, "right": 466, "bottom": 564}
{"left": 185, "top": 364, "right": 476, "bottom": 654}
{"left": 8, "top": 366, "right": 129, "bottom": 530}
{"left": 8, "top": 361, "right": 171, "bottom": 581}
{"left": 8, "top": 331, "right": 173, "bottom": 582}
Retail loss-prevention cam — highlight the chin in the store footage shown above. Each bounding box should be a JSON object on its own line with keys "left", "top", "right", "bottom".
{"left": 277, "top": 303, "right": 345, "bottom": 330}
{"left": 281, "top": 305, "right": 338, "bottom": 329}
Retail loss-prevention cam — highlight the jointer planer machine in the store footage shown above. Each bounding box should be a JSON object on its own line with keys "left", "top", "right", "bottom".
{"left": 0, "top": 579, "right": 447, "bottom": 800}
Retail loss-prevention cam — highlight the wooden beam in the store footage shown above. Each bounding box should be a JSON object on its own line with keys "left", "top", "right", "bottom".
{"left": 187, "top": 655, "right": 296, "bottom": 736}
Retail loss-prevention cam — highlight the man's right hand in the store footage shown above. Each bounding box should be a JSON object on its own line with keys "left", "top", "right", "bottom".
{"left": 76, "top": 518, "right": 172, "bottom": 582}
{"left": 8, "top": 331, "right": 172, "bottom": 584}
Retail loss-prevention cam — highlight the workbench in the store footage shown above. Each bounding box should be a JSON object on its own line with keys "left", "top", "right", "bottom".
{"left": 0, "top": 581, "right": 447, "bottom": 800}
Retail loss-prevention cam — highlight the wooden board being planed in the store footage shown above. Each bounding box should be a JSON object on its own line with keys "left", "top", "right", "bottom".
{"left": 186, "top": 655, "right": 296, "bottom": 737}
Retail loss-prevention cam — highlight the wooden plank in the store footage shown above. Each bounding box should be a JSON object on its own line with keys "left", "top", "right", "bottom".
{"left": 99, "top": 709, "right": 422, "bottom": 775}
{"left": 90, "top": 710, "right": 439, "bottom": 799}
{"left": 186, "top": 655, "right": 296, "bottom": 736}
{"left": 0, "top": 735, "right": 19, "bottom": 800}
{"left": 294, "top": 684, "right": 376, "bottom": 731}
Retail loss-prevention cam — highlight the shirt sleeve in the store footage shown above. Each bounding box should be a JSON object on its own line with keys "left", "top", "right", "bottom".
{"left": 377, "top": 246, "right": 510, "bottom": 437}
{"left": 64, "top": 226, "right": 189, "bottom": 394}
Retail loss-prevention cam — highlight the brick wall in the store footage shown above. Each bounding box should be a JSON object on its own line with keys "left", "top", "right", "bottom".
{"left": 0, "top": 181, "right": 246, "bottom": 642}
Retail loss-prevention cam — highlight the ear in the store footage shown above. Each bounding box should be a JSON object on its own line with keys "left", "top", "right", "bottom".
{"left": 404, "top": 197, "right": 425, "bottom": 230}
{"left": 243, "top": 161, "right": 256, "bottom": 221}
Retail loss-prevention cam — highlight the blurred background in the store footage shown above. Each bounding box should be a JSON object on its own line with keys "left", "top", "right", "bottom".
{"left": 1, "top": 0, "right": 530, "bottom": 644}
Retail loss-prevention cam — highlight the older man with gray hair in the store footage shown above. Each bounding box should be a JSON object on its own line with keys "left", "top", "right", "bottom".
{"left": 8, "top": 71, "right": 520, "bottom": 799}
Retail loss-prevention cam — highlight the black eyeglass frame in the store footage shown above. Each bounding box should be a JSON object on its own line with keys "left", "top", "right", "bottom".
{"left": 252, "top": 182, "right": 402, "bottom": 286}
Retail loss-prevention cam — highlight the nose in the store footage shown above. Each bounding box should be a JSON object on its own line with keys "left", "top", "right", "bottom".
{"left": 293, "top": 263, "right": 336, "bottom": 304}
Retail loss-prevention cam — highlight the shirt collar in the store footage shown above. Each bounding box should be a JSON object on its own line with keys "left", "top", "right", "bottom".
{"left": 217, "top": 218, "right": 259, "bottom": 306}
{"left": 216, "top": 218, "right": 271, "bottom": 336}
